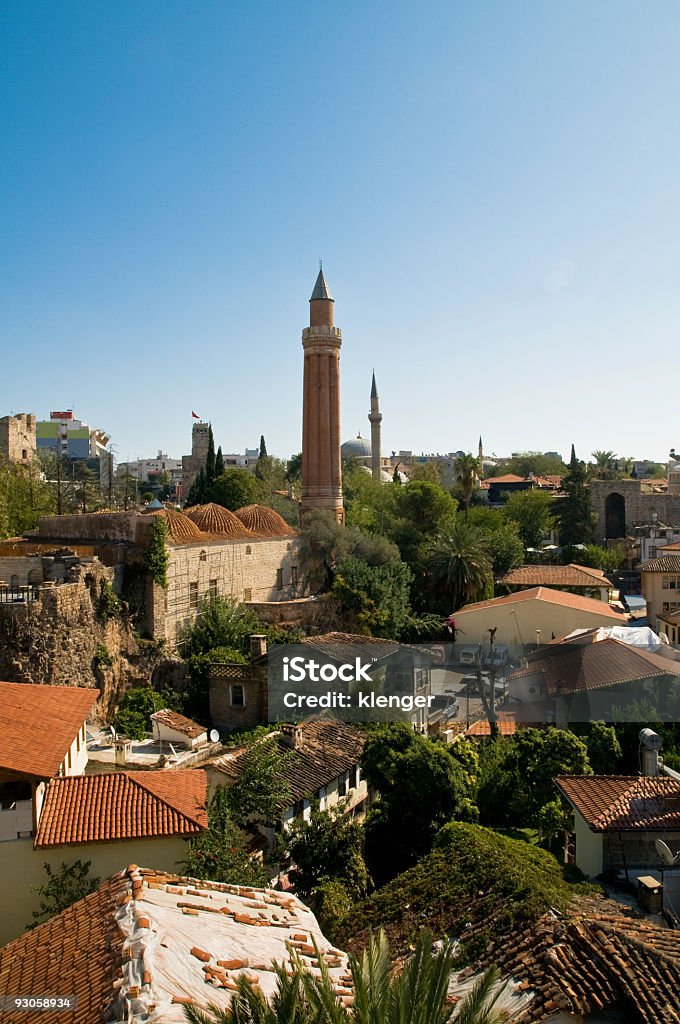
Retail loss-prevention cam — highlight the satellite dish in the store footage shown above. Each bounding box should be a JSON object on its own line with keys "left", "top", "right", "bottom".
{"left": 655, "top": 839, "right": 679, "bottom": 866}
{"left": 209, "top": 728, "right": 220, "bottom": 743}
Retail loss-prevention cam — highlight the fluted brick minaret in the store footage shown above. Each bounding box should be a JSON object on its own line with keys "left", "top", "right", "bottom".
{"left": 301, "top": 267, "right": 344, "bottom": 523}
{"left": 368, "top": 372, "right": 382, "bottom": 482}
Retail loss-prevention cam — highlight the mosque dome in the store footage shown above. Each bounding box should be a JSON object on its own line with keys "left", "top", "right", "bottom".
{"left": 341, "top": 434, "right": 373, "bottom": 459}
{"left": 151, "top": 508, "right": 208, "bottom": 544}
{"left": 233, "top": 504, "right": 298, "bottom": 537}
{"left": 185, "top": 503, "right": 255, "bottom": 539}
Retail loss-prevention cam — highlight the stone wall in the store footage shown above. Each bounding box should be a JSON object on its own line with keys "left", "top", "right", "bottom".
{"left": 590, "top": 480, "right": 680, "bottom": 543}
{"left": 0, "top": 413, "right": 36, "bottom": 465}
{"left": 34, "top": 511, "right": 143, "bottom": 544}
{"left": 154, "top": 536, "right": 302, "bottom": 643}
{"left": 0, "top": 570, "right": 182, "bottom": 721}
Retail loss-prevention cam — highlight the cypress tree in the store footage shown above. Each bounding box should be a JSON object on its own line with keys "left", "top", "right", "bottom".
{"left": 555, "top": 444, "right": 596, "bottom": 546}
{"left": 206, "top": 426, "right": 216, "bottom": 484}
{"left": 214, "top": 445, "right": 224, "bottom": 477}
{"left": 259, "top": 435, "right": 267, "bottom": 459}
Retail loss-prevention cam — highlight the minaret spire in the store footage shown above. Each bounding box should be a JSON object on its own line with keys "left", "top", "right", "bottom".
{"left": 301, "top": 267, "right": 344, "bottom": 522}
{"left": 368, "top": 371, "right": 383, "bottom": 482}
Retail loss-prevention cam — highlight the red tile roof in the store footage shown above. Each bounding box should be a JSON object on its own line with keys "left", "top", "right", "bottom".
{"left": 508, "top": 637, "right": 680, "bottom": 696}
{"left": 0, "top": 681, "right": 98, "bottom": 780}
{"left": 0, "top": 874, "right": 126, "bottom": 1024}
{"left": 475, "top": 895, "right": 680, "bottom": 1022}
{"left": 456, "top": 586, "right": 626, "bottom": 620}
{"left": 556, "top": 774, "right": 680, "bottom": 831}
{"left": 640, "top": 554, "right": 680, "bottom": 572}
{"left": 500, "top": 564, "right": 609, "bottom": 588}
{"left": 208, "top": 719, "right": 365, "bottom": 805}
{"left": 34, "top": 770, "right": 207, "bottom": 847}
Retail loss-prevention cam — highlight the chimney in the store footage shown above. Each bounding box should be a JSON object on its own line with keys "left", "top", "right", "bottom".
{"left": 640, "top": 728, "right": 661, "bottom": 776}
{"left": 249, "top": 634, "right": 267, "bottom": 660}
{"left": 280, "top": 723, "right": 303, "bottom": 749}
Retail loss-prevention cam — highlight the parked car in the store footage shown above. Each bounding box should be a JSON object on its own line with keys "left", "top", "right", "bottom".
{"left": 462, "top": 673, "right": 507, "bottom": 699}
{"left": 483, "top": 645, "right": 510, "bottom": 669}
{"left": 459, "top": 646, "right": 482, "bottom": 666}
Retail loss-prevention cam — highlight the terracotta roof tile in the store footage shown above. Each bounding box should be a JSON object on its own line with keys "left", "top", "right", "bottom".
{"left": 34, "top": 770, "right": 208, "bottom": 847}
{"left": 500, "top": 564, "right": 609, "bottom": 588}
{"left": 640, "top": 554, "right": 680, "bottom": 572}
{"left": 151, "top": 508, "right": 209, "bottom": 544}
{"left": 232, "top": 504, "right": 297, "bottom": 537}
{"left": 0, "top": 681, "right": 98, "bottom": 779}
{"left": 456, "top": 587, "right": 626, "bottom": 620}
{"left": 208, "top": 719, "right": 365, "bottom": 805}
{"left": 508, "top": 637, "right": 680, "bottom": 696}
{"left": 184, "top": 503, "right": 256, "bottom": 538}
{"left": 475, "top": 894, "right": 680, "bottom": 1022}
{"left": 556, "top": 775, "right": 680, "bottom": 831}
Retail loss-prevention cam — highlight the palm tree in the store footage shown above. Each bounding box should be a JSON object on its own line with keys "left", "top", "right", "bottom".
{"left": 183, "top": 930, "right": 506, "bottom": 1024}
{"left": 590, "top": 450, "right": 618, "bottom": 480}
{"left": 427, "top": 521, "right": 492, "bottom": 612}
{"left": 455, "top": 454, "right": 479, "bottom": 518}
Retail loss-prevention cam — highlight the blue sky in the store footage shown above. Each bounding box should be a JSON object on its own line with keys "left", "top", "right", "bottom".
{"left": 2, "top": 1, "right": 679, "bottom": 465}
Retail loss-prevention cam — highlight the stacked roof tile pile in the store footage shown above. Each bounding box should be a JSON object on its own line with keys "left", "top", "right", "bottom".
{"left": 233, "top": 504, "right": 297, "bottom": 537}
{"left": 184, "top": 503, "right": 256, "bottom": 538}
{"left": 0, "top": 866, "right": 350, "bottom": 1023}
{"left": 466, "top": 895, "right": 680, "bottom": 1022}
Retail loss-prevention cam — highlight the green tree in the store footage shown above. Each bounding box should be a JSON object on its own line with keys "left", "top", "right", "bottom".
{"left": 590, "top": 449, "right": 619, "bottom": 480}
{"left": 285, "top": 452, "right": 302, "bottom": 499}
{"left": 331, "top": 558, "right": 413, "bottom": 638}
{"left": 207, "top": 468, "right": 263, "bottom": 510}
{"left": 181, "top": 786, "right": 270, "bottom": 887}
{"left": 554, "top": 445, "right": 597, "bottom": 547}
{"left": 389, "top": 481, "right": 458, "bottom": 565}
{"left": 286, "top": 804, "right": 371, "bottom": 900}
{"left": 214, "top": 445, "right": 224, "bottom": 477}
{"left": 477, "top": 728, "right": 591, "bottom": 830}
{"left": 426, "top": 521, "right": 493, "bottom": 613}
{"left": 114, "top": 686, "right": 177, "bottom": 740}
{"left": 206, "top": 425, "right": 216, "bottom": 484}
{"left": 144, "top": 516, "right": 169, "bottom": 588}
{"left": 298, "top": 510, "right": 400, "bottom": 594}
{"left": 455, "top": 452, "right": 479, "bottom": 518}
{"left": 362, "top": 723, "right": 477, "bottom": 883}
{"left": 504, "top": 489, "right": 555, "bottom": 549}
{"left": 407, "top": 461, "right": 442, "bottom": 484}
{"left": 484, "top": 521, "right": 525, "bottom": 576}
{"left": 226, "top": 737, "right": 294, "bottom": 826}
{"left": 183, "top": 931, "right": 505, "bottom": 1024}
{"left": 30, "top": 861, "right": 100, "bottom": 927}
{"left": 186, "top": 466, "right": 208, "bottom": 507}
{"left": 506, "top": 451, "right": 566, "bottom": 477}
{"left": 179, "top": 595, "right": 261, "bottom": 658}
{"left": 580, "top": 721, "right": 622, "bottom": 774}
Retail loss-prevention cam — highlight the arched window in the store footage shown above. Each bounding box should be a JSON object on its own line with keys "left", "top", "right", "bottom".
{"left": 605, "top": 492, "right": 626, "bottom": 539}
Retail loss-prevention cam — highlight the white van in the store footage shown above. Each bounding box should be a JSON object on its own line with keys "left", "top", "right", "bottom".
{"left": 459, "top": 646, "right": 481, "bottom": 666}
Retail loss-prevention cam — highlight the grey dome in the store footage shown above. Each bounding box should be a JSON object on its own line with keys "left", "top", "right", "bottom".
{"left": 341, "top": 434, "right": 372, "bottom": 459}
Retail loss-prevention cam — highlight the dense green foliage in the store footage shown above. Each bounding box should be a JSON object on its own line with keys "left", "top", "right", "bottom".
{"left": 226, "top": 738, "right": 294, "bottom": 826}
{"left": 286, "top": 804, "right": 371, "bottom": 901}
{"left": 180, "top": 596, "right": 261, "bottom": 658}
{"left": 30, "top": 860, "right": 101, "bottom": 927}
{"left": 181, "top": 786, "right": 270, "bottom": 887}
{"left": 206, "top": 468, "right": 264, "bottom": 510}
{"left": 361, "top": 724, "right": 477, "bottom": 883}
{"left": 454, "top": 452, "right": 479, "bottom": 517}
{"left": 555, "top": 445, "right": 597, "bottom": 546}
{"left": 337, "top": 822, "right": 596, "bottom": 963}
{"left": 425, "top": 521, "right": 493, "bottom": 612}
{"left": 504, "top": 451, "right": 567, "bottom": 477}
{"left": 477, "top": 728, "right": 591, "bottom": 828}
{"left": 144, "top": 516, "right": 169, "bottom": 589}
{"left": 115, "top": 685, "right": 180, "bottom": 739}
{"left": 504, "top": 489, "right": 555, "bottom": 548}
{"left": 183, "top": 930, "right": 506, "bottom": 1024}
{"left": 331, "top": 558, "right": 413, "bottom": 638}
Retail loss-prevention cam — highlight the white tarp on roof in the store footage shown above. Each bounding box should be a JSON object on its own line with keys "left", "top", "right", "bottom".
{"left": 565, "top": 625, "right": 667, "bottom": 649}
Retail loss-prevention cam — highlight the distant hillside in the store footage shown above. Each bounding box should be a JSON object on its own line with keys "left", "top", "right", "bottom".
{"left": 337, "top": 822, "right": 599, "bottom": 963}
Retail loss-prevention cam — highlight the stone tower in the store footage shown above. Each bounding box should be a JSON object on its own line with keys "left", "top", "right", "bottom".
{"left": 368, "top": 372, "right": 382, "bottom": 482}
{"left": 301, "top": 267, "right": 344, "bottom": 523}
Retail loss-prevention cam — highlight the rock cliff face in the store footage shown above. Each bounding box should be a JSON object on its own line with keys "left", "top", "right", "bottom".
{"left": 0, "top": 570, "right": 183, "bottom": 722}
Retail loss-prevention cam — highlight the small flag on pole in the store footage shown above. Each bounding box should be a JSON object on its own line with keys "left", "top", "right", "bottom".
{"left": 192, "top": 411, "right": 200, "bottom": 419}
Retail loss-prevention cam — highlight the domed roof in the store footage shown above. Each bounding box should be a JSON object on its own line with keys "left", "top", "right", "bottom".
{"left": 185, "top": 503, "right": 255, "bottom": 538}
{"left": 233, "top": 504, "right": 298, "bottom": 537}
{"left": 151, "top": 508, "right": 208, "bottom": 544}
{"left": 341, "top": 433, "right": 372, "bottom": 459}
